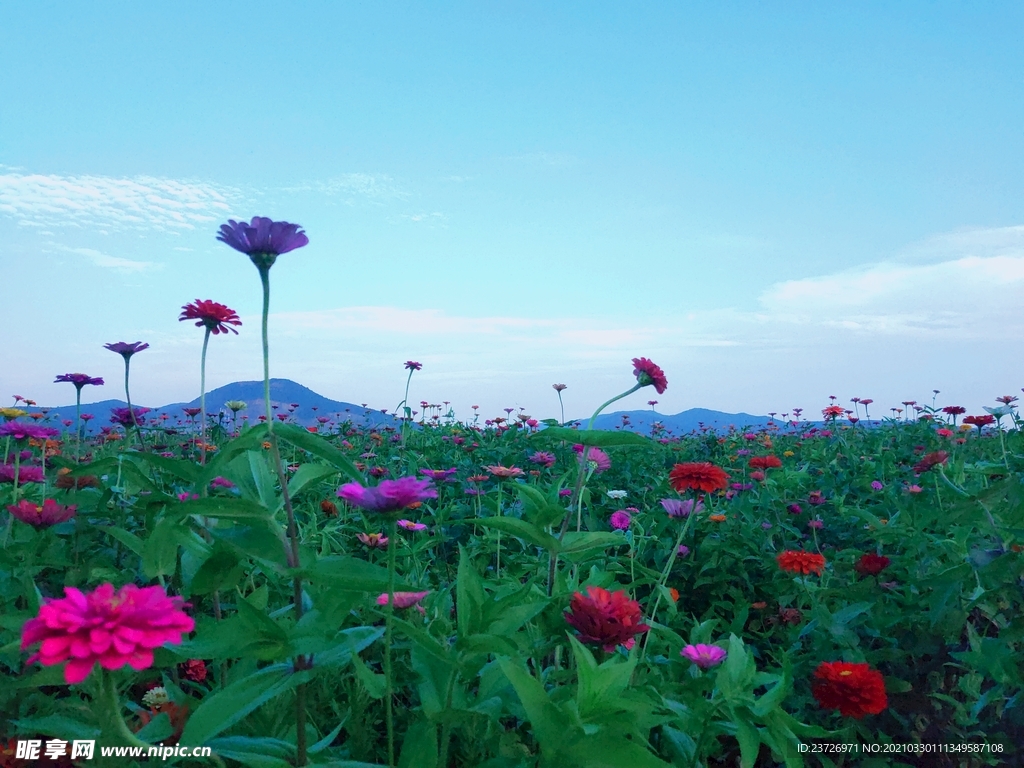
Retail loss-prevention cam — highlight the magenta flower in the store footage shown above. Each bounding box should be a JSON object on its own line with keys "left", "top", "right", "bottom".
{"left": 217, "top": 216, "right": 309, "bottom": 270}
{"left": 631, "top": 357, "right": 668, "bottom": 394}
{"left": 0, "top": 422, "right": 59, "bottom": 441}
{"left": 405, "top": 361, "right": 422, "bottom": 371}
{"left": 419, "top": 468, "right": 457, "bottom": 482}
{"left": 528, "top": 451, "right": 556, "bottom": 468}
{"left": 0, "top": 465, "right": 44, "bottom": 485}
{"left": 681, "top": 643, "right": 727, "bottom": 669}
{"left": 103, "top": 341, "right": 149, "bottom": 360}
{"left": 337, "top": 476, "right": 437, "bottom": 514}
{"left": 397, "top": 519, "right": 427, "bottom": 531}
{"left": 54, "top": 373, "right": 104, "bottom": 390}
{"left": 179, "top": 299, "right": 242, "bottom": 335}
{"left": 7, "top": 499, "right": 77, "bottom": 528}
{"left": 609, "top": 510, "right": 632, "bottom": 530}
{"left": 110, "top": 407, "right": 150, "bottom": 427}
{"left": 573, "top": 445, "right": 611, "bottom": 473}
{"left": 376, "top": 591, "right": 429, "bottom": 613}
{"left": 20, "top": 583, "right": 194, "bottom": 684}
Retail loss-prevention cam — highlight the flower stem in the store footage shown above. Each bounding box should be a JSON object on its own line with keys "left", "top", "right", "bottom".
{"left": 384, "top": 518, "right": 398, "bottom": 768}
{"left": 587, "top": 383, "right": 642, "bottom": 430}
{"left": 199, "top": 327, "right": 211, "bottom": 465}
{"left": 124, "top": 358, "right": 145, "bottom": 450}
{"left": 100, "top": 670, "right": 152, "bottom": 749}
{"left": 258, "top": 266, "right": 274, "bottom": 429}
{"left": 74, "top": 387, "right": 82, "bottom": 463}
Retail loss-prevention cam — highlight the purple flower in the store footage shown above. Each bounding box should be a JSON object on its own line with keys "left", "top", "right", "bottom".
{"left": 419, "top": 468, "right": 457, "bottom": 482}
{"left": 0, "top": 464, "right": 44, "bottom": 485}
{"left": 405, "top": 361, "right": 422, "bottom": 371}
{"left": 660, "top": 498, "right": 703, "bottom": 518}
{"left": 54, "top": 373, "right": 104, "bottom": 390}
{"left": 103, "top": 341, "right": 149, "bottom": 359}
{"left": 808, "top": 518, "right": 824, "bottom": 530}
{"left": 787, "top": 503, "right": 802, "bottom": 515}
{"left": 110, "top": 407, "right": 150, "bottom": 427}
{"left": 870, "top": 480, "right": 884, "bottom": 491}
{"left": 397, "top": 519, "right": 428, "bottom": 531}
{"left": 677, "top": 544, "right": 690, "bottom": 557}
{"left": 217, "top": 216, "right": 309, "bottom": 270}
{"left": 0, "top": 422, "right": 59, "bottom": 441}
{"left": 731, "top": 483, "right": 753, "bottom": 491}
{"left": 558, "top": 488, "right": 573, "bottom": 497}
{"left": 337, "top": 476, "right": 437, "bottom": 514}
{"left": 609, "top": 510, "right": 632, "bottom": 530}
{"left": 681, "top": 643, "right": 727, "bottom": 669}
{"left": 528, "top": 451, "right": 557, "bottom": 468}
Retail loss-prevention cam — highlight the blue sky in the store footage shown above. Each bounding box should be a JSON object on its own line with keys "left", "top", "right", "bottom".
{"left": 1, "top": 2, "right": 1023, "bottom": 422}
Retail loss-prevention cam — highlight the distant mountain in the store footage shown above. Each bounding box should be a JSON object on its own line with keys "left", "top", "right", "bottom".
{"left": 34, "top": 379, "right": 398, "bottom": 431}
{"left": 568, "top": 408, "right": 775, "bottom": 435}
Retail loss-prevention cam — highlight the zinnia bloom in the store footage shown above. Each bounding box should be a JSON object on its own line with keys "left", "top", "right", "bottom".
{"left": 748, "top": 455, "right": 782, "bottom": 470}
{"left": 0, "top": 464, "right": 44, "bottom": 485}
{"left": 179, "top": 658, "right": 207, "bottom": 683}
{"left": 103, "top": 341, "right": 149, "bottom": 359}
{"left": 660, "top": 498, "right": 702, "bottom": 518}
{"left": 855, "top": 553, "right": 891, "bottom": 576}
{"left": 397, "top": 519, "right": 427, "bottom": 531}
{"left": 812, "top": 661, "right": 888, "bottom": 718}
{"left": 552, "top": 383, "right": 567, "bottom": 392}
{"left": 217, "top": 216, "right": 309, "bottom": 270}
{"left": 777, "top": 550, "right": 826, "bottom": 576}
{"left": 0, "top": 422, "right": 59, "bottom": 441}
{"left": 110, "top": 407, "right": 150, "bottom": 427}
{"left": 564, "top": 586, "right": 650, "bottom": 652}
{"left": 681, "top": 644, "right": 727, "bottom": 669}
{"left": 668, "top": 463, "right": 730, "bottom": 493}
{"left": 631, "top": 357, "right": 668, "bottom": 394}
{"left": 20, "top": 583, "right": 194, "bottom": 684}
{"left": 912, "top": 450, "right": 948, "bottom": 474}
{"left": 376, "top": 591, "right": 429, "bottom": 613}
{"left": 963, "top": 414, "right": 995, "bottom": 430}
{"left": 528, "top": 451, "right": 556, "bottom": 468}
{"left": 178, "top": 300, "right": 242, "bottom": 335}
{"left": 336, "top": 476, "right": 437, "bottom": 513}
{"left": 357, "top": 532, "right": 389, "bottom": 548}
{"left": 485, "top": 465, "right": 526, "bottom": 479}
{"left": 419, "top": 468, "right": 457, "bottom": 481}
{"left": 404, "top": 361, "right": 422, "bottom": 371}
{"left": 54, "top": 373, "right": 104, "bottom": 390}
{"left": 609, "top": 510, "right": 631, "bottom": 530}
{"left": 7, "top": 499, "right": 76, "bottom": 528}
{"left": 572, "top": 445, "right": 611, "bottom": 473}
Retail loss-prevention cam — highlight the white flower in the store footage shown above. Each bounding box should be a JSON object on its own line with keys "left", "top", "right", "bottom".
{"left": 984, "top": 405, "right": 1014, "bottom": 417}
{"left": 606, "top": 490, "right": 628, "bottom": 499}
{"left": 142, "top": 687, "right": 169, "bottom": 708}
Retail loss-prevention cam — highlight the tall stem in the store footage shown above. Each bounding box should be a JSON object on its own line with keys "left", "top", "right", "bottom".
{"left": 123, "top": 358, "right": 145, "bottom": 449}
{"left": 200, "top": 327, "right": 211, "bottom": 465}
{"left": 384, "top": 518, "right": 398, "bottom": 768}
{"left": 587, "top": 383, "right": 641, "bottom": 431}
{"left": 74, "top": 387, "right": 82, "bottom": 463}
{"left": 259, "top": 267, "right": 274, "bottom": 428}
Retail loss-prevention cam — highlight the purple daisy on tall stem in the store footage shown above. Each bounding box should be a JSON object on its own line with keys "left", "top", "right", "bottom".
{"left": 54, "top": 373, "right": 104, "bottom": 462}
{"left": 217, "top": 215, "right": 313, "bottom": 764}
{"left": 103, "top": 342, "right": 149, "bottom": 448}
{"left": 394, "top": 360, "right": 422, "bottom": 448}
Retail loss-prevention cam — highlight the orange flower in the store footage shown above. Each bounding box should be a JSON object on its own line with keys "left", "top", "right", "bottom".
{"left": 668, "top": 462, "right": 730, "bottom": 493}
{"left": 708, "top": 514, "right": 727, "bottom": 523}
{"left": 776, "top": 550, "right": 826, "bottom": 576}
{"left": 751, "top": 601, "right": 767, "bottom": 610}
{"left": 668, "top": 588, "right": 680, "bottom": 603}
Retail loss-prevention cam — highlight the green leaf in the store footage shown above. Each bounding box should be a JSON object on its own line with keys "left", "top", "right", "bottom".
{"left": 272, "top": 422, "right": 362, "bottom": 482}
{"left": 568, "top": 635, "right": 637, "bottom": 718}
{"left": 11, "top": 715, "right": 99, "bottom": 741}
{"left": 497, "top": 658, "right": 573, "bottom": 757}
{"left": 95, "top": 525, "right": 144, "bottom": 556}
{"left": 197, "top": 424, "right": 270, "bottom": 486}
{"left": 561, "top": 531, "right": 625, "bottom": 558}
{"left": 190, "top": 545, "right": 245, "bottom": 595}
{"left": 752, "top": 659, "right": 793, "bottom": 718}
{"left": 287, "top": 463, "right": 340, "bottom": 498}
{"left": 534, "top": 427, "right": 652, "bottom": 447}
{"left": 411, "top": 643, "right": 457, "bottom": 717}
{"left": 180, "top": 662, "right": 313, "bottom": 745}
{"left": 457, "top": 546, "right": 486, "bottom": 638}
{"left": 312, "top": 626, "right": 385, "bottom": 670}
{"left": 565, "top": 731, "right": 672, "bottom": 768}
{"left": 351, "top": 653, "right": 386, "bottom": 699}
{"left": 212, "top": 520, "right": 289, "bottom": 568}
{"left": 305, "top": 556, "right": 414, "bottom": 593}
{"left": 734, "top": 716, "right": 761, "bottom": 768}
{"left": 134, "top": 712, "right": 173, "bottom": 744}
{"left": 234, "top": 592, "right": 290, "bottom": 661}
{"left": 173, "top": 497, "right": 273, "bottom": 521}
{"left": 125, "top": 452, "right": 199, "bottom": 484}
{"left": 205, "top": 736, "right": 296, "bottom": 768}
{"left": 398, "top": 716, "right": 438, "bottom": 768}
{"left": 391, "top": 617, "right": 452, "bottom": 666}
{"left": 142, "top": 517, "right": 184, "bottom": 579}
{"left": 468, "top": 517, "right": 560, "bottom": 553}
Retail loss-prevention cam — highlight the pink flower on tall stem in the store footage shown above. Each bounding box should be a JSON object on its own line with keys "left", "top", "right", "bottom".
{"left": 337, "top": 476, "right": 437, "bottom": 514}
{"left": 179, "top": 299, "right": 242, "bottom": 335}
{"left": 20, "top": 583, "right": 194, "bottom": 684}
{"left": 632, "top": 357, "right": 668, "bottom": 394}
{"left": 7, "top": 499, "right": 77, "bottom": 528}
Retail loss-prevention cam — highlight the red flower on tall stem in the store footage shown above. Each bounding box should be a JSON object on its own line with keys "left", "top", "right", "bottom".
{"left": 632, "top": 357, "right": 668, "bottom": 394}
{"left": 669, "top": 462, "right": 730, "bottom": 493}
{"left": 812, "top": 661, "right": 888, "bottom": 718}
{"left": 179, "top": 300, "right": 242, "bottom": 335}
{"left": 564, "top": 586, "right": 650, "bottom": 651}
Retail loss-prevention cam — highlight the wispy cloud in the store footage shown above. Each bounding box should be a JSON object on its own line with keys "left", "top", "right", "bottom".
{"left": 0, "top": 172, "right": 238, "bottom": 231}
{"left": 62, "top": 246, "right": 157, "bottom": 273}
{"left": 283, "top": 173, "right": 406, "bottom": 204}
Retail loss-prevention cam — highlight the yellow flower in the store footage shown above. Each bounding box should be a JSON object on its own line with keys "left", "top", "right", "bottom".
{"left": 0, "top": 408, "right": 26, "bottom": 420}
{"left": 783, "top": 450, "right": 795, "bottom": 457}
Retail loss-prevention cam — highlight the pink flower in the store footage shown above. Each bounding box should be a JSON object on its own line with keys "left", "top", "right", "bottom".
{"left": 20, "top": 583, "right": 194, "bottom": 684}
{"left": 7, "top": 499, "right": 77, "bottom": 528}
{"left": 609, "top": 510, "right": 632, "bottom": 530}
{"left": 572, "top": 445, "right": 611, "bottom": 473}
{"left": 681, "top": 643, "right": 727, "bottom": 669}
{"left": 376, "top": 591, "right": 429, "bottom": 614}
{"left": 870, "top": 480, "right": 883, "bottom": 491}
{"left": 631, "top": 357, "right": 668, "bottom": 394}
{"left": 357, "top": 532, "right": 389, "bottom": 548}
{"left": 397, "top": 519, "right": 427, "bottom": 531}
{"left": 0, "top": 465, "right": 44, "bottom": 485}
{"left": 337, "top": 476, "right": 437, "bottom": 513}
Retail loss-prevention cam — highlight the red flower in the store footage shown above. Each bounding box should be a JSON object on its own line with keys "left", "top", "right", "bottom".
{"left": 748, "top": 455, "right": 782, "bottom": 470}
{"left": 178, "top": 300, "right": 242, "bottom": 335}
{"left": 963, "top": 414, "right": 995, "bottom": 429}
{"left": 669, "top": 463, "right": 730, "bottom": 493}
{"left": 822, "top": 405, "right": 845, "bottom": 419}
{"left": 777, "top": 550, "right": 826, "bottom": 576}
{"left": 812, "top": 661, "right": 888, "bottom": 718}
{"left": 855, "top": 553, "right": 890, "bottom": 576}
{"left": 564, "top": 586, "right": 650, "bottom": 652}
{"left": 179, "top": 658, "right": 207, "bottom": 682}
{"left": 912, "top": 450, "right": 948, "bottom": 474}
{"left": 941, "top": 405, "right": 966, "bottom": 416}
{"left": 631, "top": 357, "right": 668, "bottom": 394}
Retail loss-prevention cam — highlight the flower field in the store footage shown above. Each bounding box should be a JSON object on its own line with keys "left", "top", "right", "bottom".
{"left": 2, "top": 218, "right": 1022, "bottom": 768}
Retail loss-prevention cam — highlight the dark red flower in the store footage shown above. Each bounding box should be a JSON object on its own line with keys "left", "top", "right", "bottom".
{"left": 942, "top": 405, "right": 966, "bottom": 416}
{"left": 179, "top": 300, "right": 242, "bottom": 335}
{"left": 179, "top": 658, "right": 207, "bottom": 682}
{"left": 564, "top": 586, "right": 650, "bottom": 651}
{"left": 748, "top": 455, "right": 782, "bottom": 470}
{"left": 855, "top": 553, "right": 891, "bottom": 576}
{"left": 963, "top": 414, "right": 995, "bottom": 430}
{"left": 631, "top": 357, "right": 668, "bottom": 394}
{"left": 912, "top": 450, "right": 948, "bottom": 474}
{"left": 812, "top": 661, "right": 888, "bottom": 718}
{"left": 669, "top": 462, "right": 730, "bottom": 493}
{"left": 777, "top": 550, "right": 826, "bottom": 576}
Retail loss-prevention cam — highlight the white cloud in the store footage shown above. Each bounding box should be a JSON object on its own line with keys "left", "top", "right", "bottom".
{"left": 0, "top": 172, "right": 238, "bottom": 231}
{"left": 283, "top": 173, "right": 406, "bottom": 204}
{"left": 63, "top": 246, "right": 157, "bottom": 273}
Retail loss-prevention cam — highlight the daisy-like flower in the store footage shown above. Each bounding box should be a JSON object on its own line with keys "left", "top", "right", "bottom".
{"left": 418, "top": 468, "right": 457, "bottom": 482}
{"left": 606, "top": 489, "right": 628, "bottom": 500}
{"left": 485, "top": 465, "right": 525, "bottom": 479}
{"left": 179, "top": 300, "right": 242, "bottom": 335}
{"left": 0, "top": 422, "right": 59, "bottom": 441}
{"left": 7, "top": 499, "right": 77, "bottom": 528}
{"left": 631, "top": 357, "right": 668, "bottom": 394}
{"left": 337, "top": 476, "right": 437, "bottom": 514}
{"left": 681, "top": 643, "right": 727, "bottom": 669}
{"left": 397, "top": 519, "right": 427, "bottom": 531}
{"left": 217, "top": 216, "right": 309, "bottom": 270}
{"left": 404, "top": 361, "right": 422, "bottom": 371}
{"left": 376, "top": 591, "right": 429, "bottom": 614}
{"left": 854, "top": 553, "right": 891, "bottom": 576}
{"left": 104, "top": 341, "right": 149, "bottom": 360}
{"left": 20, "top": 583, "right": 194, "bottom": 684}
{"left": 54, "top": 373, "right": 104, "bottom": 390}
{"left": 552, "top": 383, "right": 567, "bottom": 392}
{"left": 777, "top": 550, "right": 826, "bottom": 576}
{"left": 668, "top": 463, "right": 730, "bottom": 493}
{"left": 660, "top": 498, "right": 704, "bottom": 518}
{"left": 572, "top": 445, "right": 611, "bottom": 473}
{"left": 357, "top": 532, "right": 389, "bottom": 548}
{"left": 609, "top": 510, "right": 632, "bottom": 530}
{"left": 528, "top": 451, "right": 556, "bottom": 468}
